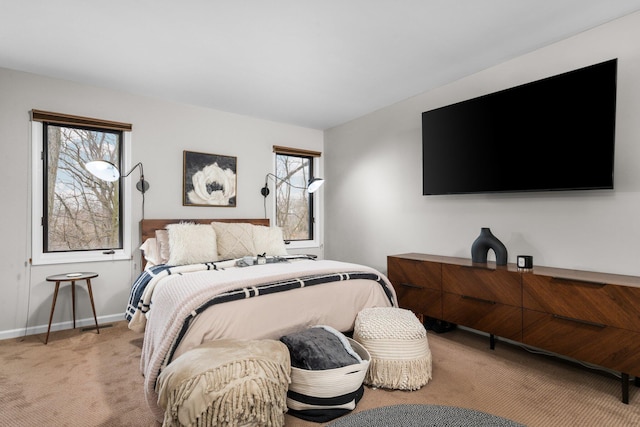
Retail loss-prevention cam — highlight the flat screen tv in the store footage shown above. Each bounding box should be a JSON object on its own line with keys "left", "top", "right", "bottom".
{"left": 422, "top": 59, "right": 617, "bottom": 195}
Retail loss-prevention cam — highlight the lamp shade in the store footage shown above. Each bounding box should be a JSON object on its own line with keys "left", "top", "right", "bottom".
{"left": 307, "top": 177, "right": 325, "bottom": 193}
{"left": 85, "top": 160, "right": 150, "bottom": 193}
{"left": 85, "top": 160, "right": 120, "bottom": 182}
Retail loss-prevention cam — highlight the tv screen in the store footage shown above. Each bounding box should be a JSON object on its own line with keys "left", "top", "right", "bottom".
{"left": 422, "top": 59, "right": 617, "bottom": 195}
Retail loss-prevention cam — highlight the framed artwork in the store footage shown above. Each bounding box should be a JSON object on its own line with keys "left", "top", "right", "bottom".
{"left": 183, "top": 150, "right": 237, "bottom": 207}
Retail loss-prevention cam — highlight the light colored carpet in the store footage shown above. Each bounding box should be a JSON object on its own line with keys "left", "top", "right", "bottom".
{"left": 0, "top": 321, "right": 638, "bottom": 426}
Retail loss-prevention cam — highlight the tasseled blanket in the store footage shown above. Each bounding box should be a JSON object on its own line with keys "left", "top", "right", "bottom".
{"left": 156, "top": 339, "right": 291, "bottom": 427}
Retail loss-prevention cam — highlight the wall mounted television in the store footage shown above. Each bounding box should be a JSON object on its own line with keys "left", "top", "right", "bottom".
{"left": 422, "top": 59, "right": 617, "bottom": 195}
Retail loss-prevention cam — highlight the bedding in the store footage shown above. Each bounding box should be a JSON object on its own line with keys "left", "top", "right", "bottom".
{"left": 155, "top": 229, "right": 170, "bottom": 264}
{"left": 166, "top": 223, "right": 218, "bottom": 265}
{"left": 211, "top": 221, "right": 257, "bottom": 259}
{"left": 130, "top": 219, "right": 397, "bottom": 422}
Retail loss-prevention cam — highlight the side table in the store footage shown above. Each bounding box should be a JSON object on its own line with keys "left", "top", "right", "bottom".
{"left": 45, "top": 272, "right": 100, "bottom": 344}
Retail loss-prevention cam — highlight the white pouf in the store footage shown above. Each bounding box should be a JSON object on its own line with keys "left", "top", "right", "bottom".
{"left": 354, "top": 307, "right": 432, "bottom": 391}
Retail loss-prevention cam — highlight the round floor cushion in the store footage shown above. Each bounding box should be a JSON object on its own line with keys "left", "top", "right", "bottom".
{"left": 354, "top": 307, "right": 432, "bottom": 390}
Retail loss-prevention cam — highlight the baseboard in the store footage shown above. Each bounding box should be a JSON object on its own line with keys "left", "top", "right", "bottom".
{"left": 0, "top": 313, "right": 125, "bottom": 341}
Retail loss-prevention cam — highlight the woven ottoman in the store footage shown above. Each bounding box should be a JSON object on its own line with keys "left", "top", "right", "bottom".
{"left": 354, "top": 307, "right": 432, "bottom": 390}
{"left": 156, "top": 339, "right": 291, "bottom": 427}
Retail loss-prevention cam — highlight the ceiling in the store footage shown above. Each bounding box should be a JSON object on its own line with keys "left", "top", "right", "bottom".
{"left": 2, "top": 1, "right": 640, "bottom": 130}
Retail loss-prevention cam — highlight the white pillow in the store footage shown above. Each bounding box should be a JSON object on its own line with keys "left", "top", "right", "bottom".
{"left": 211, "top": 222, "right": 257, "bottom": 259}
{"left": 253, "top": 225, "right": 288, "bottom": 256}
{"left": 167, "top": 223, "right": 218, "bottom": 266}
{"left": 155, "top": 229, "right": 171, "bottom": 264}
{"left": 139, "top": 237, "right": 160, "bottom": 267}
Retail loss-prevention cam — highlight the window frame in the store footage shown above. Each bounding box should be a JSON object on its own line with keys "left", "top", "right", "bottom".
{"left": 272, "top": 146, "right": 322, "bottom": 249}
{"left": 30, "top": 112, "right": 133, "bottom": 265}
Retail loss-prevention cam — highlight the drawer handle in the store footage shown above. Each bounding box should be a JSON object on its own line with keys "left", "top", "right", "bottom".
{"left": 552, "top": 314, "right": 606, "bottom": 328}
{"left": 399, "top": 282, "right": 422, "bottom": 289}
{"left": 461, "top": 295, "right": 496, "bottom": 305}
{"left": 551, "top": 277, "right": 605, "bottom": 287}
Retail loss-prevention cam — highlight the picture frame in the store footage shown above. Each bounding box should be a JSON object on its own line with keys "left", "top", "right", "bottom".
{"left": 183, "top": 150, "right": 237, "bottom": 207}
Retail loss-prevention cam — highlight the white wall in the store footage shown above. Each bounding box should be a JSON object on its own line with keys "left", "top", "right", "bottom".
{"left": 0, "top": 68, "right": 323, "bottom": 338}
{"left": 325, "top": 12, "right": 640, "bottom": 277}
{"left": 4, "top": 11, "right": 640, "bottom": 340}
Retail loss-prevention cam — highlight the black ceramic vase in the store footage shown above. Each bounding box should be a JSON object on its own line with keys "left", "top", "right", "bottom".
{"left": 471, "top": 227, "right": 508, "bottom": 265}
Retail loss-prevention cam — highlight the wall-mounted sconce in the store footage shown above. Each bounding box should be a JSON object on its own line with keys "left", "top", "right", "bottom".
{"left": 260, "top": 173, "right": 324, "bottom": 197}
{"left": 85, "top": 161, "right": 150, "bottom": 193}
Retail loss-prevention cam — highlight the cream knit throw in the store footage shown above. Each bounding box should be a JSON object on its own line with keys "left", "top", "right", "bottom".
{"left": 157, "top": 339, "right": 291, "bottom": 427}
{"left": 354, "top": 307, "right": 432, "bottom": 391}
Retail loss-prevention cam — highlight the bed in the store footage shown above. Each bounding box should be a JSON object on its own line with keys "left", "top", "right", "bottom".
{"left": 127, "top": 218, "right": 397, "bottom": 422}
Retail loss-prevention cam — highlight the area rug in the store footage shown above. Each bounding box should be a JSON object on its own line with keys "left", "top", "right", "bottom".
{"left": 327, "top": 404, "right": 525, "bottom": 427}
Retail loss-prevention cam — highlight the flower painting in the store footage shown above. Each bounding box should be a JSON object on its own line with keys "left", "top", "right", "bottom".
{"left": 183, "top": 151, "right": 237, "bottom": 207}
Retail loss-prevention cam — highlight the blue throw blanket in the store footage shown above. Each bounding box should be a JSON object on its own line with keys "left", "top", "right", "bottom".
{"left": 125, "top": 264, "right": 172, "bottom": 321}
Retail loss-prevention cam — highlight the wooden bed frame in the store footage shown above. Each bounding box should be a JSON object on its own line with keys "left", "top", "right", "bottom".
{"left": 140, "top": 218, "right": 270, "bottom": 243}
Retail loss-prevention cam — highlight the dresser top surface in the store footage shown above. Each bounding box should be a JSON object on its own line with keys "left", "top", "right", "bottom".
{"left": 389, "top": 253, "right": 640, "bottom": 288}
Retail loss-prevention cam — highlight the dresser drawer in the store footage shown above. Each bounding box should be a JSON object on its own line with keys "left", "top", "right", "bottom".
{"left": 442, "top": 264, "right": 521, "bottom": 306}
{"left": 523, "top": 309, "right": 640, "bottom": 376}
{"left": 388, "top": 257, "right": 441, "bottom": 291}
{"left": 394, "top": 285, "right": 442, "bottom": 319}
{"left": 388, "top": 257, "right": 442, "bottom": 318}
{"left": 442, "top": 292, "right": 522, "bottom": 341}
{"left": 523, "top": 274, "right": 640, "bottom": 332}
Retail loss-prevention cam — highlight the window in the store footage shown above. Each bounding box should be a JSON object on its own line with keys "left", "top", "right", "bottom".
{"left": 31, "top": 110, "right": 133, "bottom": 265}
{"left": 273, "top": 146, "right": 321, "bottom": 246}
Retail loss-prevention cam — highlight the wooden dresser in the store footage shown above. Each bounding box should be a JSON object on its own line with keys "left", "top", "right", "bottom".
{"left": 388, "top": 253, "right": 640, "bottom": 403}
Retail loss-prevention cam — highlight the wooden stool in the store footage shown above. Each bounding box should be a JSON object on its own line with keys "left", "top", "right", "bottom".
{"left": 45, "top": 272, "right": 99, "bottom": 344}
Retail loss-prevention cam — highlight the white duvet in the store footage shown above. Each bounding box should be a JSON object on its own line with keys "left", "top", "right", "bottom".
{"left": 139, "top": 259, "right": 396, "bottom": 422}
